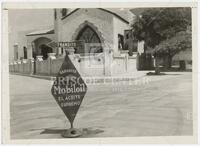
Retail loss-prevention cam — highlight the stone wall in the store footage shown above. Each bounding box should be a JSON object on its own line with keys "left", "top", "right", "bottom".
{"left": 128, "top": 55, "right": 137, "bottom": 73}
{"left": 9, "top": 52, "right": 138, "bottom": 77}
{"left": 112, "top": 56, "right": 126, "bottom": 74}
{"left": 35, "top": 59, "right": 49, "bottom": 75}
{"left": 111, "top": 51, "right": 137, "bottom": 75}
{"left": 9, "top": 59, "right": 34, "bottom": 74}
{"left": 77, "top": 55, "right": 104, "bottom": 77}
{"left": 9, "top": 53, "right": 105, "bottom": 77}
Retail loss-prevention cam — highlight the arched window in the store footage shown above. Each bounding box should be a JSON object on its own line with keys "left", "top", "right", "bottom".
{"left": 76, "top": 25, "right": 101, "bottom": 43}
{"left": 76, "top": 25, "right": 102, "bottom": 54}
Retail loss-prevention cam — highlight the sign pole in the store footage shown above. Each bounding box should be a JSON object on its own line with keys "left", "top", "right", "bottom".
{"left": 51, "top": 45, "right": 87, "bottom": 138}
{"left": 70, "top": 122, "right": 73, "bottom": 129}
{"left": 62, "top": 121, "right": 82, "bottom": 138}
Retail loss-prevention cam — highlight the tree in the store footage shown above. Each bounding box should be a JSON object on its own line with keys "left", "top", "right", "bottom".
{"left": 153, "top": 29, "right": 191, "bottom": 68}
{"left": 132, "top": 8, "right": 191, "bottom": 69}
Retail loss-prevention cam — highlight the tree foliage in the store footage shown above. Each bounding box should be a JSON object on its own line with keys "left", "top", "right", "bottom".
{"left": 132, "top": 8, "right": 191, "bottom": 49}
{"left": 153, "top": 29, "right": 191, "bottom": 57}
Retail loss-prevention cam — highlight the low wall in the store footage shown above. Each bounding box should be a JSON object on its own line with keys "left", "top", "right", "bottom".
{"left": 128, "top": 56, "right": 137, "bottom": 73}
{"left": 112, "top": 56, "right": 126, "bottom": 75}
{"left": 9, "top": 52, "right": 138, "bottom": 77}
{"left": 23, "top": 62, "right": 32, "bottom": 74}
{"left": 51, "top": 54, "right": 105, "bottom": 77}
{"left": 111, "top": 53, "right": 138, "bottom": 75}
{"left": 9, "top": 60, "right": 33, "bottom": 74}
{"left": 35, "top": 60, "right": 49, "bottom": 75}
{"left": 77, "top": 54, "right": 104, "bottom": 77}
{"left": 9, "top": 54, "right": 105, "bottom": 77}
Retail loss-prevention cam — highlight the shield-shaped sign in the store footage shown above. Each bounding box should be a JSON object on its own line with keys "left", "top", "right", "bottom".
{"left": 51, "top": 52, "right": 87, "bottom": 126}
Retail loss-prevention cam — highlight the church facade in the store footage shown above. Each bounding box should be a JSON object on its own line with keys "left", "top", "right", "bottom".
{"left": 10, "top": 8, "right": 142, "bottom": 76}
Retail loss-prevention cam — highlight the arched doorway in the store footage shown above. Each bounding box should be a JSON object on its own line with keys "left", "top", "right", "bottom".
{"left": 39, "top": 44, "right": 53, "bottom": 60}
{"left": 76, "top": 25, "right": 103, "bottom": 55}
{"left": 32, "top": 37, "right": 53, "bottom": 60}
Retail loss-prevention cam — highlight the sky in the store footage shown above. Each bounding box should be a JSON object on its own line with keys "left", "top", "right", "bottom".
{"left": 8, "top": 9, "right": 54, "bottom": 61}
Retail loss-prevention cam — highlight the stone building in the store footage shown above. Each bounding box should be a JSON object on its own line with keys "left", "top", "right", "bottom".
{"left": 10, "top": 8, "right": 141, "bottom": 76}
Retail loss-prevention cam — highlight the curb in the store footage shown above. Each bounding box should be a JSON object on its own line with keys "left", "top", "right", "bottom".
{"left": 10, "top": 72, "right": 147, "bottom": 84}
{"left": 10, "top": 73, "right": 55, "bottom": 80}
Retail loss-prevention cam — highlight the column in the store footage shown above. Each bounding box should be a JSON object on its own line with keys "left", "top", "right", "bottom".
{"left": 27, "top": 43, "right": 33, "bottom": 59}
{"left": 48, "top": 53, "right": 56, "bottom": 75}
{"left": 28, "top": 58, "right": 34, "bottom": 75}
{"left": 104, "top": 48, "right": 112, "bottom": 76}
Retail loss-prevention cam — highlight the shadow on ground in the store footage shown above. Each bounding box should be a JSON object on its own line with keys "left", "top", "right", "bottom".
{"left": 146, "top": 72, "right": 182, "bottom": 76}
{"left": 40, "top": 127, "right": 104, "bottom": 138}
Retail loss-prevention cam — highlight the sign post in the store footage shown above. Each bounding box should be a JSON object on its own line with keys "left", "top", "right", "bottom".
{"left": 51, "top": 49, "right": 87, "bottom": 138}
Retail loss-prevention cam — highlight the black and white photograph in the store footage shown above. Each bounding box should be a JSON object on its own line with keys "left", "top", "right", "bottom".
{"left": 1, "top": 1, "right": 198, "bottom": 144}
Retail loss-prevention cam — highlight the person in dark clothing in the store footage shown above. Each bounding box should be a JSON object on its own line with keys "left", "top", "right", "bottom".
{"left": 124, "top": 33, "right": 134, "bottom": 56}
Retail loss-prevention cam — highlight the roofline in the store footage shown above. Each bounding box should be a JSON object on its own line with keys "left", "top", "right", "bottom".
{"left": 98, "top": 8, "right": 129, "bottom": 24}
{"left": 61, "top": 8, "right": 80, "bottom": 20}
{"left": 26, "top": 30, "right": 55, "bottom": 36}
{"left": 61, "top": 8, "right": 129, "bottom": 24}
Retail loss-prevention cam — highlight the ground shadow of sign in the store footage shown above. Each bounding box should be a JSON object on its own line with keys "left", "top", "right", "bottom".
{"left": 40, "top": 128, "right": 104, "bottom": 138}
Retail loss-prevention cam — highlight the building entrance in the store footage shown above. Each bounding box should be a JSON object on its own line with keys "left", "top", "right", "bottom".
{"left": 40, "top": 44, "right": 53, "bottom": 60}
